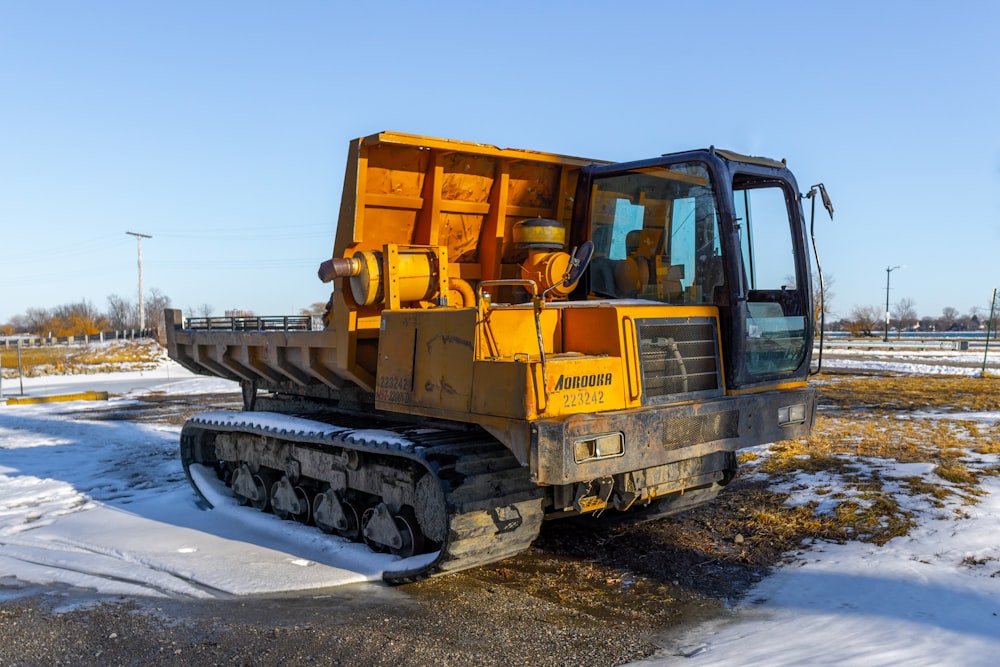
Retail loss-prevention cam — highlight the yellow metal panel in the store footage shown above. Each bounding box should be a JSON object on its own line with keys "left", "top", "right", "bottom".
{"left": 480, "top": 159, "right": 509, "bottom": 281}
{"left": 613, "top": 304, "right": 720, "bottom": 320}
{"left": 561, "top": 305, "right": 625, "bottom": 356}
{"left": 540, "top": 355, "right": 628, "bottom": 417}
{"left": 362, "top": 194, "right": 423, "bottom": 211}
{"left": 622, "top": 316, "right": 641, "bottom": 401}
{"left": 414, "top": 151, "right": 443, "bottom": 245}
{"left": 335, "top": 132, "right": 598, "bottom": 277}
{"left": 384, "top": 245, "right": 402, "bottom": 310}
{"left": 332, "top": 289, "right": 376, "bottom": 392}
{"left": 728, "top": 380, "right": 808, "bottom": 395}
{"left": 361, "top": 131, "right": 604, "bottom": 167}
{"left": 322, "top": 132, "right": 603, "bottom": 381}
{"left": 411, "top": 309, "right": 475, "bottom": 413}
{"left": 470, "top": 360, "right": 530, "bottom": 419}
{"left": 561, "top": 302, "right": 722, "bottom": 405}
{"left": 476, "top": 306, "right": 561, "bottom": 359}
{"left": 373, "top": 312, "right": 416, "bottom": 406}
{"left": 376, "top": 309, "right": 477, "bottom": 414}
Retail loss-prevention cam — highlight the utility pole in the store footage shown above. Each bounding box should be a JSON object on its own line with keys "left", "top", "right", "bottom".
{"left": 984, "top": 287, "right": 997, "bottom": 375}
{"left": 884, "top": 265, "right": 901, "bottom": 342}
{"left": 126, "top": 231, "right": 153, "bottom": 331}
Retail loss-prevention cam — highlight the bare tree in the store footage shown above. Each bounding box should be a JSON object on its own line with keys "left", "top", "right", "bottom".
{"left": 7, "top": 313, "right": 28, "bottom": 334}
{"left": 891, "top": 298, "right": 918, "bottom": 332}
{"left": 106, "top": 294, "right": 133, "bottom": 330}
{"left": 985, "top": 293, "right": 1000, "bottom": 334}
{"left": 299, "top": 301, "right": 327, "bottom": 316}
{"left": 197, "top": 303, "right": 214, "bottom": 318}
{"left": 847, "top": 305, "right": 882, "bottom": 337}
{"left": 811, "top": 272, "right": 836, "bottom": 326}
{"left": 23, "top": 307, "right": 50, "bottom": 336}
{"left": 144, "top": 288, "right": 172, "bottom": 338}
{"left": 8, "top": 301, "right": 107, "bottom": 337}
{"left": 6, "top": 291, "right": 173, "bottom": 339}
{"left": 939, "top": 306, "right": 960, "bottom": 331}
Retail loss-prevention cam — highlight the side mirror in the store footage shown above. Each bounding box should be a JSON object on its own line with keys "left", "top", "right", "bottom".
{"left": 808, "top": 183, "right": 834, "bottom": 221}
{"left": 563, "top": 240, "right": 595, "bottom": 288}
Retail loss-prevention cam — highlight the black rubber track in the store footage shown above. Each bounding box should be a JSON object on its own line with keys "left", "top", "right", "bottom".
{"left": 180, "top": 412, "right": 545, "bottom": 583}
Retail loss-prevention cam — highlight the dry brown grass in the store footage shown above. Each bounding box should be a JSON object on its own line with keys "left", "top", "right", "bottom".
{"left": 0, "top": 340, "right": 163, "bottom": 376}
{"left": 819, "top": 373, "right": 1000, "bottom": 413}
{"left": 742, "top": 372, "right": 1000, "bottom": 547}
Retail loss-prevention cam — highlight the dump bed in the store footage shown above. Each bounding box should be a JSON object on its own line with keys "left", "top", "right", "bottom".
{"left": 166, "top": 132, "right": 602, "bottom": 396}
{"left": 331, "top": 131, "right": 600, "bottom": 276}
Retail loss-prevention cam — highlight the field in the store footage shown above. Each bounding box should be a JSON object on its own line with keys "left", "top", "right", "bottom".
{"left": 0, "top": 339, "right": 163, "bottom": 375}
{"left": 470, "top": 371, "right": 1000, "bottom": 624}
{"left": 1, "top": 343, "right": 998, "bottom": 665}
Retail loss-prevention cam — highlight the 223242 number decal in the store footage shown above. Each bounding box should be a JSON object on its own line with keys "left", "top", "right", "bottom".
{"left": 562, "top": 390, "right": 605, "bottom": 409}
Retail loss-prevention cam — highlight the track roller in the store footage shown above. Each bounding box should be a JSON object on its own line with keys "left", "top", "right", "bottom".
{"left": 271, "top": 476, "right": 311, "bottom": 523}
{"left": 231, "top": 463, "right": 272, "bottom": 510}
{"left": 361, "top": 502, "right": 423, "bottom": 555}
{"left": 313, "top": 488, "right": 360, "bottom": 538}
{"left": 391, "top": 507, "right": 424, "bottom": 558}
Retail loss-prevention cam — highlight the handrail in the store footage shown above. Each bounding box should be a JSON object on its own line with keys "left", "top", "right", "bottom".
{"left": 184, "top": 316, "right": 315, "bottom": 332}
{"left": 476, "top": 279, "right": 549, "bottom": 411}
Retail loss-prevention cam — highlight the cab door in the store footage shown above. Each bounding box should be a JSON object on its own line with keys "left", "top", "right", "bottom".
{"left": 731, "top": 173, "right": 812, "bottom": 385}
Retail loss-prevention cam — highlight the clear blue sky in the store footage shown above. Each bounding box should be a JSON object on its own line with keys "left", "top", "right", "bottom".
{"left": 2, "top": 1, "right": 998, "bottom": 323}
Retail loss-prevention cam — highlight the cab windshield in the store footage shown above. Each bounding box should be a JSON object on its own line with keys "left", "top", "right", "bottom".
{"left": 588, "top": 162, "right": 723, "bottom": 305}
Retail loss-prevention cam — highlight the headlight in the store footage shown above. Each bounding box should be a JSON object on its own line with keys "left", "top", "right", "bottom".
{"left": 574, "top": 433, "right": 624, "bottom": 463}
{"left": 777, "top": 403, "right": 807, "bottom": 426}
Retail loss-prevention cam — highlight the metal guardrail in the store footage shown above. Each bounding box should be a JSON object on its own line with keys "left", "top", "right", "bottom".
{"left": 819, "top": 338, "right": 972, "bottom": 352}
{"left": 184, "top": 316, "right": 316, "bottom": 332}
{"left": 0, "top": 330, "right": 152, "bottom": 349}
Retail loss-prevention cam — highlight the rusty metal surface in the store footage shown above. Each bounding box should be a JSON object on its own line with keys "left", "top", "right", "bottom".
{"left": 531, "top": 386, "right": 817, "bottom": 485}
{"left": 165, "top": 309, "right": 345, "bottom": 393}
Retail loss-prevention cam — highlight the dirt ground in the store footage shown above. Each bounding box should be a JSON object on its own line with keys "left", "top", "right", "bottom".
{"left": 0, "top": 475, "right": 792, "bottom": 667}
{"left": 0, "top": 391, "right": 806, "bottom": 667}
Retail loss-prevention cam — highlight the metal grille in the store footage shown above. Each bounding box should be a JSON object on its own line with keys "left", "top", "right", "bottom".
{"left": 662, "top": 411, "right": 739, "bottom": 449}
{"left": 636, "top": 317, "right": 722, "bottom": 404}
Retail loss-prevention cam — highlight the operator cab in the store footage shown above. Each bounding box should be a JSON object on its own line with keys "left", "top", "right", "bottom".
{"left": 571, "top": 148, "right": 813, "bottom": 390}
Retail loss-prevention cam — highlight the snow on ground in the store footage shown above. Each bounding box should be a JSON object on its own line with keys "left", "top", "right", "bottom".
{"left": 643, "top": 474, "right": 1000, "bottom": 666}
{"left": 1, "top": 361, "right": 225, "bottom": 399}
{"left": 3, "top": 353, "right": 1000, "bottom": 666}
{"left": 818, "top": 348, "right": 998, "bottom": 376}
{"left": 639, "top": 357, "right": 1000, "bottom": 666}
{"left": 0, "top": 362, "right": 432, "bottom": 601}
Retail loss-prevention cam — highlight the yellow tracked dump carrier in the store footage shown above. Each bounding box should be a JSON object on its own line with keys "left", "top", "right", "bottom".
{"left": 166, "top": 131, "right": 822, "bottom": 582}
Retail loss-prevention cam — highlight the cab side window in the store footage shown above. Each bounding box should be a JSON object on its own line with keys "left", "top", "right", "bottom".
{"left": 734, "top": 181, "right": 807, "bottom": 376}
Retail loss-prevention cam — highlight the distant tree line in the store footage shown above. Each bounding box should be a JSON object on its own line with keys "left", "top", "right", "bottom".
{"left": 1, "top": 289, "right": 172, "bottom": 338}
{"left": 803, "top": 273, "right": 1000, "bottom": 336}
{"left": 831, "top": 296, "right": 1000, "bottom": 336}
